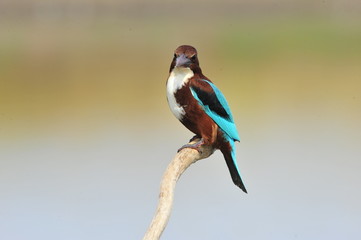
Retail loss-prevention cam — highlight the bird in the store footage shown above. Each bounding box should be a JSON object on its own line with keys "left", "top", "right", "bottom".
{"left": 166, "top": 45, "right": 247, "bottom": 193}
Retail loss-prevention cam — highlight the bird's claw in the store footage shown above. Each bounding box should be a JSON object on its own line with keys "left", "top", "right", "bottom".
{"left": 189, "top": 135, "right": 201, "bottom": 142}
{"left": 177, "top": 139, "right": 204, "bottom": 153}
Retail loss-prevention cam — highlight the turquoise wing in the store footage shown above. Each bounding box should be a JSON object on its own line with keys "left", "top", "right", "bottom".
{"left": 190, "top": 80, "right": 240, "bottom": 141}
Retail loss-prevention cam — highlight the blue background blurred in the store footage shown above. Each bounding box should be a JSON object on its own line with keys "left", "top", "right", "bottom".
{"left": 1, "top": 1, "right": 361, "bottom": 239}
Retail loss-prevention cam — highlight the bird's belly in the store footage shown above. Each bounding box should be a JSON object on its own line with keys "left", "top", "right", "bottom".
{"left": 166, "top": 67, "right": 194, "bottom": 120}
{"left": 166, "top": 92, "right": 185, "bottom": 120}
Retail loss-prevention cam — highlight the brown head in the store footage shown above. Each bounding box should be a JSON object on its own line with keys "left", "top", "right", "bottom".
{"left": 169, "top": 45, "right": 202, "bottom": 74}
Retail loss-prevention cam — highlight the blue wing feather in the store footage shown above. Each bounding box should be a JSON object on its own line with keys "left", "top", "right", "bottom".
{"left": 190, "top": 80, "right": 240, "bottom": 141}
{"left": 191, "top": 80, "right": 246, "bottom": 192}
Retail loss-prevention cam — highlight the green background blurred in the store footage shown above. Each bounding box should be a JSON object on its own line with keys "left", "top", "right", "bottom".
{"left": 1, "top": 1, "right": 360, "bottom": 239}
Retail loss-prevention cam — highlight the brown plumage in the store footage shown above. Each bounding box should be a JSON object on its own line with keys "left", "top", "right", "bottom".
{"left": 166, "top": 45, "right": 247, "bottom": 193}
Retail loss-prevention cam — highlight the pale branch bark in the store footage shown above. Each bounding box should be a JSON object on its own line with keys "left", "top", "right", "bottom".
{"left": 142, "top": 138, "right": 215, "bottom": 240}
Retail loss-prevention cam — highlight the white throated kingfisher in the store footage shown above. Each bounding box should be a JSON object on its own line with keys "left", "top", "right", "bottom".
{"left": 166, "top": 45, "right": 247, "bottom": 193}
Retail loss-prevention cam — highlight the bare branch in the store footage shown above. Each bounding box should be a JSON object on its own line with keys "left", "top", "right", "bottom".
{"left": 142, "top": 138, "right": 215, "bottom": 240}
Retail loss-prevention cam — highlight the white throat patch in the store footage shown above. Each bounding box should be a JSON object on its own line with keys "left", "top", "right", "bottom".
{"left": 166, "top": 67, "right": 194, "bottom": 120}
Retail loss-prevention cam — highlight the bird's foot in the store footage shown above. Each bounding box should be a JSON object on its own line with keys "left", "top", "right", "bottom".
{"left": 189, "top": 135, "right": 201, "bottom": 142}
{"left": 177, "top": 138, "right": 205, "bottom": 153}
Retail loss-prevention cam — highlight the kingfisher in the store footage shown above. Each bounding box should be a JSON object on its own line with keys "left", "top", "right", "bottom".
{"left": 166, "top": 45, "right": 247, "bottom": 193}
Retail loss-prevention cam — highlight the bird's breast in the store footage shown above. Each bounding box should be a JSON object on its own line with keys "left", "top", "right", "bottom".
{"left": 166, "top": 67, "right": 194, "bottom": 120}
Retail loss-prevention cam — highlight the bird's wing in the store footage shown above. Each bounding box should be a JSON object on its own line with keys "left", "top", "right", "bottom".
{"left": 190, "top": 79, "right": 240, "bottom": 141}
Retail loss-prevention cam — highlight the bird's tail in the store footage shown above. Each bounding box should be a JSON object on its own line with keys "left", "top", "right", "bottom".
{"left": 221, "top": 139, "right": 247, "bottom": 193}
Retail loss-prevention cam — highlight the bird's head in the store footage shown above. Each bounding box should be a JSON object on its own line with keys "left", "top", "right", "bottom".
{"left": 170, "top": 45, "right": 201, "bottom": 73}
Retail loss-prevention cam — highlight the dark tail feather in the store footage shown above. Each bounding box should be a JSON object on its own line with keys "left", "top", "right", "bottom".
{"left": 222, "top": 150, "right": 248, "bottom": 193}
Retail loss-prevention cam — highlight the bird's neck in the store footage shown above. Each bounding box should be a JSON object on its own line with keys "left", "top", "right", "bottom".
{"left": 167, "top": 67, "right": 194, "bottom": 92}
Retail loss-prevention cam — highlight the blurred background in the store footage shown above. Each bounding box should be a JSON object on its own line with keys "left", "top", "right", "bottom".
{"left": 1, "top": 0, "right": 360, "bottom": 239}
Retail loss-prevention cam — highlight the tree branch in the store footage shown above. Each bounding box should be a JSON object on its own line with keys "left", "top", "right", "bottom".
{"left": 142, "top": 138, "right": 215, "bottom": 240}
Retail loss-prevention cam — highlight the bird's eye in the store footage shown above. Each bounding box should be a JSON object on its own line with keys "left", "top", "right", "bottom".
{"left": 173, "top": 53, "right": 177, "bottom": 58}
{"left": 191, "top": 55, "right": 196, "bottom": 60}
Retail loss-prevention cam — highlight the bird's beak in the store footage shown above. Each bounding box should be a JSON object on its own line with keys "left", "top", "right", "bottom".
{"left": 175, "top": 54, "right": 191, "bottom": 68}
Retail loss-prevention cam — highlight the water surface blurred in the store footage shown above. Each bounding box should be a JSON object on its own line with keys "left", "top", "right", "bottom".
{"left": 1, "top": 1, "right": 361, "bottom": 239}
